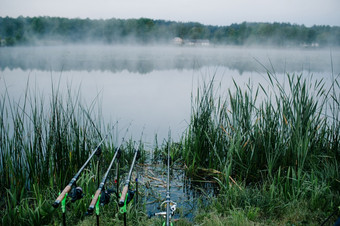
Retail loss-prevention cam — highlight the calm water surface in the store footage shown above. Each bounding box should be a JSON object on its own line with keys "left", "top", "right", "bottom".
{"left": 1, "top": 45, "right": 339, "bottom": 144}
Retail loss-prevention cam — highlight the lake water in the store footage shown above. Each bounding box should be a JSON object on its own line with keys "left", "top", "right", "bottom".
{"left": 1, "top": 45, "right": 339, "bottom": 145}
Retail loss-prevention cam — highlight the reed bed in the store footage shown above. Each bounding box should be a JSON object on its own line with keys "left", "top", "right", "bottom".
{"left": 0, "top": 79, "right": 123, "bottom": 224}
{"left": 0, "top": 78, "right": 148, "bottom": 225}
{"left": 182, "top": 72, "right": 340, "bottom": 223}
{"left": 1, "top": 70, "right": 339, "bottom": 225}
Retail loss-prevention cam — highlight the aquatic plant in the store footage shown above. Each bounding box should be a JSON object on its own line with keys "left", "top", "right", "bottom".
{"left": 182, "top": 71, "right": 340, "bottom": 222}
{"left": 1, "top": 70, "right": 339, "bottom": 225}
{"left": 0, "top": 78, "right": 122, "bottom": 224}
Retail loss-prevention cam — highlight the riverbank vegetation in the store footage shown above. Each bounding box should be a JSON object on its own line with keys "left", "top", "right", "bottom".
{"left": 0, "top": 81, "right": 145, "bottom": 225}
{"left": 1, "top": 16, "right": 340, "bottom": 47}
{"left": 0, "top": 71, "right": 339, "bottom": 225}
{"left": 181, "top": 71, "right": 340, "bottom": 224}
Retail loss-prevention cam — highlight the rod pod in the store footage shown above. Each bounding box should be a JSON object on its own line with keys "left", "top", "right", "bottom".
{"left": 87, "top": 147, "right": 121, "bottom": 214}
{"left": 52, "top": 126, "right": 115, "bottom": 208}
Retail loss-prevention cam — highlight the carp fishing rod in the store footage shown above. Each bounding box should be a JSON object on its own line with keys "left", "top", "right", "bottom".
{"left": 86, "top": 147, "right": 121, "bottom": 226}
{"left": 165, "top": 136, "right": 172, "bottom": 226}
{"left": 119, "top": 148, "right": 140, "bottom": 226}
{"left": 87, "top": 147, "right": 121, "bottom": 213}
{"left": 152, "top": 133, "right": 177, "bottom": 226}
{"left": 118, "top": 148, "right": 140, "bottom": 207}
{"left": 52, "top": 125, "right": 115, "bottom": 209}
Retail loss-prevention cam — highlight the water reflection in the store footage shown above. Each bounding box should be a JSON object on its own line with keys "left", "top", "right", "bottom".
{"left": 1, "top": 45, "right": 339, "bottom": 74}
{"left": 0, "top": 45, "right": 339, "bottom": 144}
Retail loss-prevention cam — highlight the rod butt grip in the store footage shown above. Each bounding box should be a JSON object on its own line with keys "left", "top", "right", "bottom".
{"left": 86, "top": 206, "right": 94, "bottom": 215}
{"left": 53, "top": 185, "right": 72, "bottom": 208}
{"left": 119, "top": 185, "right": 128, "bottom": 207}
{"left": 52, "top": 200, "right": 60, "bottom": 208}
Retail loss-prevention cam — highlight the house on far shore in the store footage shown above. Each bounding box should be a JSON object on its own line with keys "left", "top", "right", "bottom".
{"left": 196, "top": 39, "right": 210, "bottom": 46}
{"left": 301, "top": 42, "right": 319, "bottom": 48}
{"left": 184, "top": 39, "right": 210, "bottom": 47}
{"left": 172, "top": 37, "right": 184, "bottom": 45}
{"left": 172, "top": 37, "right": 210, "bottom": 47}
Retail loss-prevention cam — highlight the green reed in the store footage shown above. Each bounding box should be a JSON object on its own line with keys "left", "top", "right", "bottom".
{"left": 0, "top": 77, "right": 149, "bottom": 225}
{"left": 182, "top": 72, "right": 340, "bottom": 217}
{"left": 0, "top": 78, "right": 122, "bottom": 224}
{"left": 1, "top": 70, "right": 338, "bottom": 225}
{"left": 0, "top": 81, "right": 101, "bottom": 191}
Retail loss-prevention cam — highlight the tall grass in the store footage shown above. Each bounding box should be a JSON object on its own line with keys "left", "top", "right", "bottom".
{"left": 0, "top": 80, "right": 104, "bottom": 190}
{"left": 0, "top": 79, "right": 121, "bottom": 224}
{"left": 182, "top": 72, "right": 340, "bottom": 223}
{"left": 1, "top": 70, "right": 339, "bottom": 224}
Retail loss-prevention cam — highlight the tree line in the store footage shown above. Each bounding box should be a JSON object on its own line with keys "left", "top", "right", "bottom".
{"left": 1, "top": 16, "right": 339, "bottom": 47}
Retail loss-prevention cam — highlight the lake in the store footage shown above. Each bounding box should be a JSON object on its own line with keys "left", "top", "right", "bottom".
{"left": 1, "top": 45, "right": 339, "bottom": 145}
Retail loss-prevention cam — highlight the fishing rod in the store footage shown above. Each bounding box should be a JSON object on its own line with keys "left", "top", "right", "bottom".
{"left": 165, "top": 137, "right": 171, "bottom": 226}
{"left": 52, "top": 125, "right": 115, "bottom": 209}
{"left": 119, "top": 148, "right": 140, "bottom": 226}
{"left": 86, "top": 147, "right": 121, "bottom": 215}
{"left": 118, "top": 148, "right": 140, "bottom": 207}
{"left": 152, "top": 133, "right": 177, "bottom": 225}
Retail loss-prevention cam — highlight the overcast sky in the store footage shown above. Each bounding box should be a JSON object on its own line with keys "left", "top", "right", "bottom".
{"left": 1, "top": 0, "right": 339, "bottom": 27}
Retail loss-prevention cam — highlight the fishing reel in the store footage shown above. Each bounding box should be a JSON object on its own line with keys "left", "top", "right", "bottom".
{"left": 149, "top": 200, "right": 177, "bottom": 219}
{"left": 85, "top": 187, "right": 115, "bottom": 215}
{"left": 99, "top": 187, "right": 115, "bottom": 206}
{"left": 161, "top": 200, "right": 177, "bottom": 216}
{"left": 70, "top": 186, "right": 84, "bottom": 202}
{"left": 126, "top": 189, "right": 135, "bottom": 204}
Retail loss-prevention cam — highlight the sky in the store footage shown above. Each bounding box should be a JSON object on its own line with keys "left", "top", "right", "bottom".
{"left": 1, "top": 0, "right": 339, "bottom": 27}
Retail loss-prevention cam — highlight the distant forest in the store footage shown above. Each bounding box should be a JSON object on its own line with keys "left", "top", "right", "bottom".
{"left": 1, "top": 16, "right": 339, "bottom": 47}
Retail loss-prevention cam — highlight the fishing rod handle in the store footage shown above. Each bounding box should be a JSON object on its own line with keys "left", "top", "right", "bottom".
{"left": 89, "top": 189, "right": 102, "bottom": 210}
{"left": 53, "top": 185, "right": 72, "bottom": 208}
{"left": 119, "top": 184, "right": 129, "bottom": 207}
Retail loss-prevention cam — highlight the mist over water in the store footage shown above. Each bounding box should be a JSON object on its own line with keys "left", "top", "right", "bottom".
{"left": 1, "top": 45, "right": 339, "bottom": 73}
{"left": 1, "top": 45, "right": 339, "bottom": 144}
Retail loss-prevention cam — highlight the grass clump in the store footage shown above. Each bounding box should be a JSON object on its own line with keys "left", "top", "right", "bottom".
{"left": 1, "top": 70, "right": 339, "bottom": 225}
{"left": 182, "top": 72, "right": 340, "bottom": 224}
{"left": 0, "top": 79, "right": 127, "bottom": 225}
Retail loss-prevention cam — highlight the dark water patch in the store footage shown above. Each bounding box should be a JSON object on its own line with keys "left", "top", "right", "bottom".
{"left": 136, "top": 160, "right": 219, "bottom": 222}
